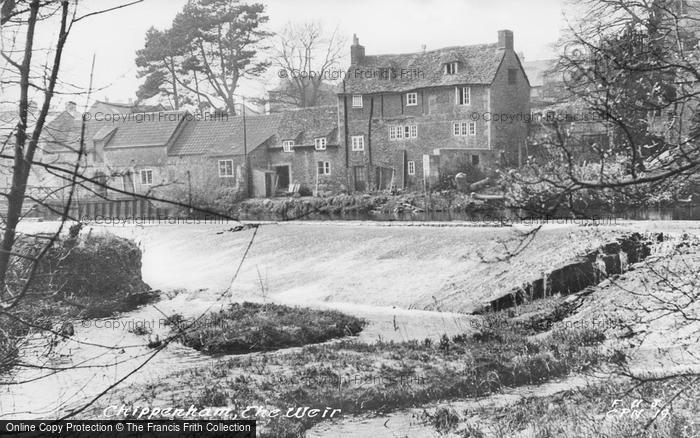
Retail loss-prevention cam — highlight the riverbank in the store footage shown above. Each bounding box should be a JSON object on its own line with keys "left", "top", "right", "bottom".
{"left": 78, "top": 230, "right": 700, "bottom": 437}
{"left": 3, "top": 221, "right": 699, "bottom": 430}
{"left": 171, "top": 191, "right": 700, "bottom": 222}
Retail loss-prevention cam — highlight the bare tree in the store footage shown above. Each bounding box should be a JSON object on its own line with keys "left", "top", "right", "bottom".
{"left": 504, "top": 0, "right": 700, "bottom": 217}
{"left": 267, "top": 21, "right": 345, "bottom": 110}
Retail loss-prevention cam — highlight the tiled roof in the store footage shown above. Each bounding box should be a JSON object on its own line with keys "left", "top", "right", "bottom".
{"left": 105, "top": 111, "right": 186, "bottom": 148}
{"left": 275, "top": 106, "right": 339, "bottom": 146}
{"left": 42, "top": 109, "right": 179, "bottom": 153}
{"left": 42, "top": 112, "right": 85, "bottom": 153}
{"left": 344, "top": 44, "right": 505, "bottom": 94}
{"left": 169, "top": 113, "right": 283, "bottom": 156}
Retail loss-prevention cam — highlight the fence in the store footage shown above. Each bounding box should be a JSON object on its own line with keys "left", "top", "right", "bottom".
{"left": 43, "top": 198, "right": 175, "bottom": 221}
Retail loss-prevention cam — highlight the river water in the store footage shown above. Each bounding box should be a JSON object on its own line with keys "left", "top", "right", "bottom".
{"left": 0, "top": 219, "right": 696, "bottom": 419}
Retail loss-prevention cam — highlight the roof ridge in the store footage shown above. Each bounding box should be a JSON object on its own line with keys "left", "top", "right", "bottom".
{"left": 275, "top": 105, "right": 337, "bottom": 114}
{"left": 365, "top": 42, "right": 498, "bottom": 59}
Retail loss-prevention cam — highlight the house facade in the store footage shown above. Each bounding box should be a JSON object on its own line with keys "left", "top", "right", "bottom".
{"left": 36, "top": 29, "right": 533, "bottom": 210}
{"left": 267, "top": 106, "right": 344, "bottom": 195}
{"left": 339, "top": 30, "right": 530, "bottom": 190}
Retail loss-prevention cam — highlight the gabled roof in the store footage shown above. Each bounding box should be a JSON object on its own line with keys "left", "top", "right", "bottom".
{"left": 169, "top": 113, "right": 283, "bottom": 156}
{"left": 93, "top": 125, "right": 117, "bottom": 142}
{"left": 42, "top": 100, "right": 171, "bottom": 153}
{"left": 345, "top": 43, "right": 506, "bottom": 94}
{"left": 42, "top": 111, "right": 85, "bottom": 153}
{"left": 105, "top": 111, "right": 186, "bottom": 148}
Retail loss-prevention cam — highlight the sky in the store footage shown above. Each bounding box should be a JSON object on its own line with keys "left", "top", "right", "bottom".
{"left": 11, "top": 0, "right": 569, "bottom": 109}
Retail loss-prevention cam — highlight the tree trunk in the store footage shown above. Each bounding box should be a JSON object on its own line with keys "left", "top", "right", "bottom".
{"left": 170, "top": 58, "right": 179, "bottom": 110}
{"left": 0, "top": 0, "right": 39, "bottom": 290}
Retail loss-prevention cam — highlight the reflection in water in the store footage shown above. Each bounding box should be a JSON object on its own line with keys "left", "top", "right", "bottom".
{"left": 268, "top": 205, "right": 700, "bottom": 223}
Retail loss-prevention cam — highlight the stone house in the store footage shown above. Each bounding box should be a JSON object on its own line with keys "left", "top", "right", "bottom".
{"left": 35, "top": 29, "right": 534, "bottom": 206}
{"left": 167, "top": 113, "right": 282, "bottom": 199}
{"left": 266, "top": 106, "right": 343, "bottom": 195}
{"left": 165, "top": 107, "right": 341, "bottom": 198}
{"left": 339, "top": 30, "right": 530, "bottom": 190}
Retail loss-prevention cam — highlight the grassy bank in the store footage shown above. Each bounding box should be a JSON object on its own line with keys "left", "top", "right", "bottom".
{"left": 453, "top": 377, "right": 700, "bottom": 438}
{"left": 103, "top": 315, "right": 608, "bottom": 437}
{"left": 1, "top": 229, "right": 157, "bottom": 374}
{"left": 195, "top": 191, "right": 503, "bottom": 221}
{"left": 167, "top": 302, "right": 365, "bottom": 354}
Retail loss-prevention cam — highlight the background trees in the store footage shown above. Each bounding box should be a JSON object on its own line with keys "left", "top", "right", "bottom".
{"left": 507, "top": 0, "right": 700, "bottom": 215}
{"left": 136, "top": 0, "right": 272, "bottom": 114}
{"left": 266, "top": 21, "right": 345, "bottom": 111}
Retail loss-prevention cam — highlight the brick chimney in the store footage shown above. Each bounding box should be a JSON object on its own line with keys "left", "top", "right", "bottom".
{"left": 350, "top": 34, "right": 365, "bottom": 65}
{"left": 497, "top": 30, "right": 514, "bottom": 50}
{"left": 65, "top": 101, "right": 77, "bottom": 113}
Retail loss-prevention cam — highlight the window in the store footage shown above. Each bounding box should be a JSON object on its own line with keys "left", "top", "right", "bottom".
{"left": 352, "top": 95, "right": 363, "bottom": 108}
{"left": 93, "top": 171, "right": 107, "bottom": 197}
{"left": 457, "top": 87, "right": 471, "bottom": 105}
{"left": 406, "top": 92, "right": 418, "bottom": 106}
{"left": 407, "top": 160, "right": 416, "bottom": 175}
{"left": 444, "top": 62, "right": 458, "bottom": 75}
{"left": 452, "top": 121, "right": 476, "bottom": 136}
{"left": 314, "top": 137, "right": 327, "bottom": 150}
{"left": 351, "top": 135, "right": 365, "bottom": 151}
{"left": 282, "top": 140, "right": 294, "bottom": 152}
{"left": 389, "top": 126, "right": 400, "bottom": 140}
{"left": 122, "top": 172, "right": 134, "bottom": 192}
{"left": 140, "top": 169, "right": 153, "bottom": 185}
{"left": 218, "top": 159, "right": 234, "bottom": 177}
{"left": 508, "top": 68, "right": 518, "bottom": 85}
{"left": 389, "top": 125, "right": 417, "bottom": 141}
{"left": 471, "top": 155, "right": 480, "bottom": 166}
{"left": 317, "top": 161, "right": 331, "bottom": 175}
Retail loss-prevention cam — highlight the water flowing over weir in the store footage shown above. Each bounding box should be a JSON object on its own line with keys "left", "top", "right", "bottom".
{"left": 475, "top": 233, "right": 661, "bottom": 314}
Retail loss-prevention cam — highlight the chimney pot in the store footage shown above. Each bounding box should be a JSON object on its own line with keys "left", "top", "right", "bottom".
{"left": 350, "top": 33, "right": 365, "bottom": 65}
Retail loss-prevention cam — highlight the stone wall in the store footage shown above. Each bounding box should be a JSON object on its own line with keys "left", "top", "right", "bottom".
{"left": 489, "top": 50, "right": 531, "bottom": 166}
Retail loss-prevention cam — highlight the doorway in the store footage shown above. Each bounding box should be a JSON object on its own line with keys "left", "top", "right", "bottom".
{"left": 275, "top": 165, "right": 290, "bottom": 191}
{"left": 353, "top": 166, "right": 367, "bottom": 192}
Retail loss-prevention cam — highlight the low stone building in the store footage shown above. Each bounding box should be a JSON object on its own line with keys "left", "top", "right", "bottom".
{"left": 267, "top": 106, "right": 344, "bottom": 195}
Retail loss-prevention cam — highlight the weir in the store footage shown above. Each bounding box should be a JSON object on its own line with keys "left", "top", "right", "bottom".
{"left": 475, "top": 233, "right": 661, "bottom": 313}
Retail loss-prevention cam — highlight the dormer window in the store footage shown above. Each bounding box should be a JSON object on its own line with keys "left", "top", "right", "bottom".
{"left": 282, "top": 140, "right": 294, "bottom": 152}
{"left": 352, "top": 95, "right": 363, "bottom": 108}
{"left": 314, "top": 137, "right": 327, "bottom": 150}
{"left": 406, "top": 92, "right": 418, "bottom": 106}
{"left": 444, "top": 62, "right": 459, "bottom": 75}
